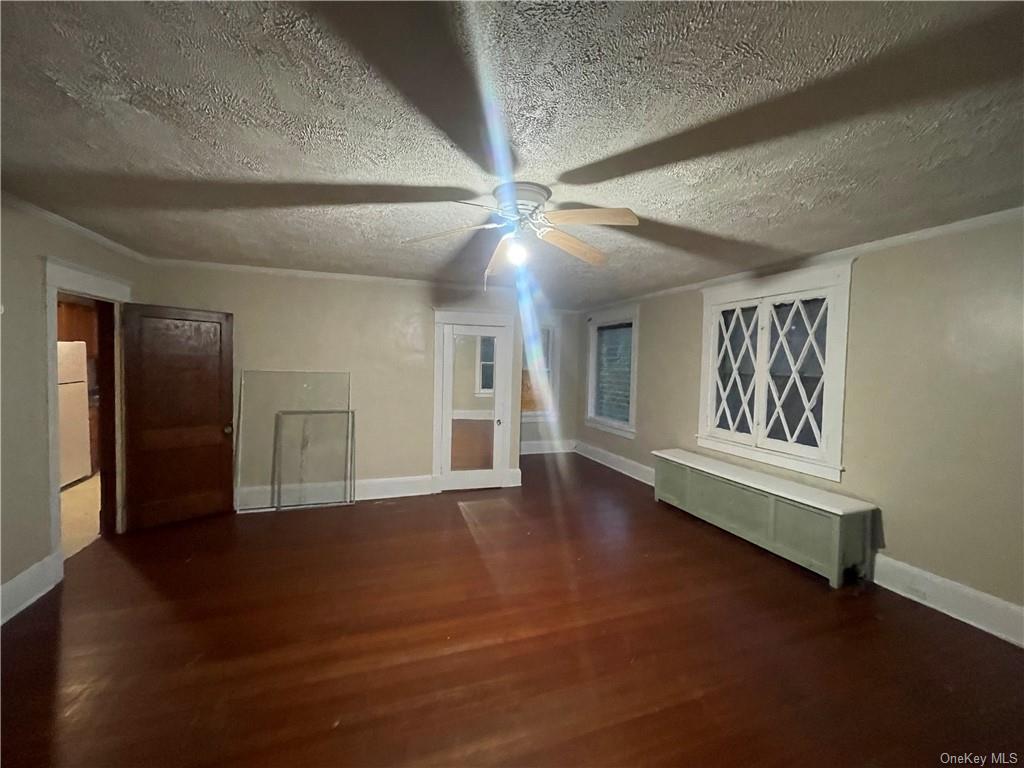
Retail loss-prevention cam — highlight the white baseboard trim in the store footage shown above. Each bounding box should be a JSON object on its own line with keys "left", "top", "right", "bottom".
{"left": 236, "top": 475, "right": 435, "bottom": 511}
{"left": 873, "top": 554, "right": 1024, "bottom": 647}
{"left": 356, "top": 475, "right": 434, "bottom": 501}
{"left": 431, "top": 467, "right": 522, "bottom": 492}
{"left": 521, "top": 439, "right": 577, "bottom": 455}
{"left": 1, "top": 550, "right": 63, "bottom": 624}
{"left": 453, "top": 409, "right": 493, "bottom": 421}
{"left": 574, "top": 441, "right": 655, "bottom": 486}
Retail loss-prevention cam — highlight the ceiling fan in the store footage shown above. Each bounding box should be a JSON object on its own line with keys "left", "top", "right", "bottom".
{"left": 405, "top": 182, "right": 639, "bottom": 287}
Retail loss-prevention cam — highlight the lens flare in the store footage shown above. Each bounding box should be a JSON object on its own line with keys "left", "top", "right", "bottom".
{"left": 462, "top": 9, "right": 586, "bottom": 662}
{"left": 507, "top": 240, "right": 528, "bottom": 266}
{"left": 463, "top": 4, "right": 515, "bottom": 208}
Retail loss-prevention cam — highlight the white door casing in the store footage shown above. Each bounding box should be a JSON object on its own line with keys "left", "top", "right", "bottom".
{"left": 432, "top": 310, "right": 516, "bottom": 491}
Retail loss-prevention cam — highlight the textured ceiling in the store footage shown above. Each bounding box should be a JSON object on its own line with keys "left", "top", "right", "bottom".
{"left": 2, "top": 2, "right": 1022, "bottom": 309}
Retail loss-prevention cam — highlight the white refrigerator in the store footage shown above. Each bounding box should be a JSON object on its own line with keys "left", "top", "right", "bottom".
{"left": 58, "top": 341, "right": 92, "bottom": 487}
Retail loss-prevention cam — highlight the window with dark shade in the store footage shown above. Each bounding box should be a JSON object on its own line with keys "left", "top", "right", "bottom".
{"left": 594, "top": 322, "right": 633, "bottom": 423}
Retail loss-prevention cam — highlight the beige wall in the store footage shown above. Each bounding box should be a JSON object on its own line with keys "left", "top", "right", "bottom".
{"left": 576, "top": 215, "right": 1024, "bottom": 605}
{"left": 1, "top": 199, "right": 151, "bottom": 583}
{"left": 140, "top": 264, "right": 522, "bottom": 483}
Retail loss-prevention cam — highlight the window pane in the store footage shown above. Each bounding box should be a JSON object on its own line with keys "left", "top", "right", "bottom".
{"left": 764, "top": 298, "right": 827, "bottom": 448}
{"left": 479, "top": 336, "right": 495, "bottom": 363}
{"left": 481, "top": 361, "right": 494, "bottom": 391}
{"left": 714, "top": 305, "right": 757, "bottom": 434}
{"left": 594, "top": 323, "right": 632, "bottom": 423}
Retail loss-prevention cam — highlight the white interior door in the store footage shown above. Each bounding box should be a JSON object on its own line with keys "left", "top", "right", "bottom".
{"left": 437, "top": 322, "right": 512, "bottom": 490}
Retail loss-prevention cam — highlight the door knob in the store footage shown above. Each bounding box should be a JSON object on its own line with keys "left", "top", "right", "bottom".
{"left": 496, "top": 418, "right": 502, "bottom": 425}
{"left": 223, "top": 425, "right": 234, "bottom": 435}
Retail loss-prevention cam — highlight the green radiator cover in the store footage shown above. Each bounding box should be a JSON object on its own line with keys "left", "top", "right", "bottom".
{"left": 654, "top": 457, "right": 872, "bottom": 588}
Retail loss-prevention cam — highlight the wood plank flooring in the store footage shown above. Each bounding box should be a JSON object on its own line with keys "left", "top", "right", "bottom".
{"left": 3, "top": 454, "right": 1022, "bottom": 767}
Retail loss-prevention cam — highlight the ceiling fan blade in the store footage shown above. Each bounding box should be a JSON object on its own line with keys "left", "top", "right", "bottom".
{"left": 0, "top": 170, "right": 479, "bottom": 210}
{"left": 484, "top": 235, "right": 513, "bottom": 277}
{"left": 545, "top": 208, "right": 639, "bottom": 226}
{"left": 559, "top": 6, "right": 1022, "bottom": 185}
{"left": 430, "top": 226, "right": 506, "bottom": 304}
{"left": 482, "top": 234, "right": 515, "bottom": 290}
{"left": 405, "top": 221, "right": 502, "bottom": 244}
{"left": 451, "top": 200, "right": 519, "bottom": 219}
{"left": 537, "top": 228, "right": 607, "bottom": 267}
{"left": 311, "top": 3, "right": 514, "bottom": 176}
{"left": 556, "top": 202, "right": 800, "bottom": 267}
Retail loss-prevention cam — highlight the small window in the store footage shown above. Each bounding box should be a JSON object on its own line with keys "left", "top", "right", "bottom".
{"left": 586, "top": 305, "right": 639, "bottom": 438}
{"left": 698, "top": 264, "right": 850, "bottom": 480}
{"left": 475, "top": 335, "right": 495, "bottom": 395}
{"left": 522, "top": 325, "right": 557, "bottom": 418}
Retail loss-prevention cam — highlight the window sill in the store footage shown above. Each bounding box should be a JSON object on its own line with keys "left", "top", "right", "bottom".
{"left": 474, "top": 391, "right": 494, "bottom": 398}
{"left": 695, "top": 434, "right": 842, "bottom": 482}
{"left": 586, "top": 417, "right": 636, "bottom": 440}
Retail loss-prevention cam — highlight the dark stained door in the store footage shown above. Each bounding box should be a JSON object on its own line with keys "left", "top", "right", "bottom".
{"left": 123, "top": 304, "right": 234, "bottom": 530}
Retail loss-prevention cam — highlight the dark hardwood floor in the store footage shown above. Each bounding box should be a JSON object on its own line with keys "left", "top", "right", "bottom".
{"left": 3, "top": 454, "right": 1022, "bottom": 767}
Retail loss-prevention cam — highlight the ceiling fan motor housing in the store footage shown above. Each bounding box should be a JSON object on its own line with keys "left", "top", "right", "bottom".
{"left": 494, "top": 181, "right": 551, "bottom": 217}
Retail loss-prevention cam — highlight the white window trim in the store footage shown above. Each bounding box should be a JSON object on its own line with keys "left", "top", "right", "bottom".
{"left": 474, "top": 335, "right": 495, "bottom": 396}
{"left": 586, "top": 304, "right": 639, "bottom": 439}
{"left": 697, "top": 263, "right": 851, "bottom": 481}
{"left": 522, "top": 324, "right": 559, "bottom": 422}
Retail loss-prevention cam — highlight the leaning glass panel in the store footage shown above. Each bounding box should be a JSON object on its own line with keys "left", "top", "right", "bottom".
{"left": 272, "top": 410, "right": 355, "bottom": 508}
{"left": 235, "top": 370, "right": 352, "bottom": 510}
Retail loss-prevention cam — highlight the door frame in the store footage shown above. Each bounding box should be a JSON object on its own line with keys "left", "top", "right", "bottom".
{"left": 432, "top": 310, "right": 517, "bottom": 492}
{"left": 45, "top": 259, "right": 131, "bottom": 556}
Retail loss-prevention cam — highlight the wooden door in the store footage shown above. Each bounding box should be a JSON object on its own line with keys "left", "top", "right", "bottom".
{"left": 123, "top": 304, "right": 234, "bottom": 530}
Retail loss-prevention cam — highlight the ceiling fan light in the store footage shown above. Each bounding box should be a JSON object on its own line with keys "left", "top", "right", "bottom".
{"left": 507, "top": 239, "right": 529, "bottom": 266}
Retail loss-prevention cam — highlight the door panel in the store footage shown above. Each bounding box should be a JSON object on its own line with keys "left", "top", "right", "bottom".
{"left": 123, "top": 304, "right": 233, "bottom": 530}
{"left": 438, "top": 323, "right": 511, "bottom": 490}
{"left": 450, "top": 332, "right": 496, "bottom": 471}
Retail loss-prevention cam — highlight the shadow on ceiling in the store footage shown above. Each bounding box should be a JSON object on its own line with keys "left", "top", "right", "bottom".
{"left": 309, "top": 1, "right": 515, "bottom": 177}
{"left": 555, "top": 202, "right": 804, "bottom": 271}
{"left": 558, "top": 5, "right": 1024, "bottom": 185}
{"left": 0, "top": 171, "right": 478, "bottom": 210}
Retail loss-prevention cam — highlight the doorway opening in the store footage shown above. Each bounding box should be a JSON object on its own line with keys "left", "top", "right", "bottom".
{"left": 56, "top": 292, "right": 117, "bottom": 558}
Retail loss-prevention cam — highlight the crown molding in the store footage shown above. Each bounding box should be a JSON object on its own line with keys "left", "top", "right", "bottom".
{"left": 7, "top": 193, "right": 1016, "bottom": 314}
{"left": 144, "top": 253, "right": 515, "bottom": 294}
{"left": 1, "top": 193, "right": 516, "bottom": 296}
{"left": 580, "top": 206, "right": 1023, "bottom": 315}
{"left": 3, "top": 192, "right": 156, "bottom": 264}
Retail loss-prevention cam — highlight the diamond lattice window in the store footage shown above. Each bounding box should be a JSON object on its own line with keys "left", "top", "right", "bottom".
{"left": 765, "top": 298, "right": 828, "bottom": 447}
{"left": 698, "top": 263, "right": 851, "bottom": 481}
{"left": 714, "top": 306, "right": 758, "bottom": 435}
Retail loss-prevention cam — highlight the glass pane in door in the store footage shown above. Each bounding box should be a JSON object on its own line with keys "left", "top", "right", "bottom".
{"left": 451, "top": 332, "right": 495, "bottom": 471}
